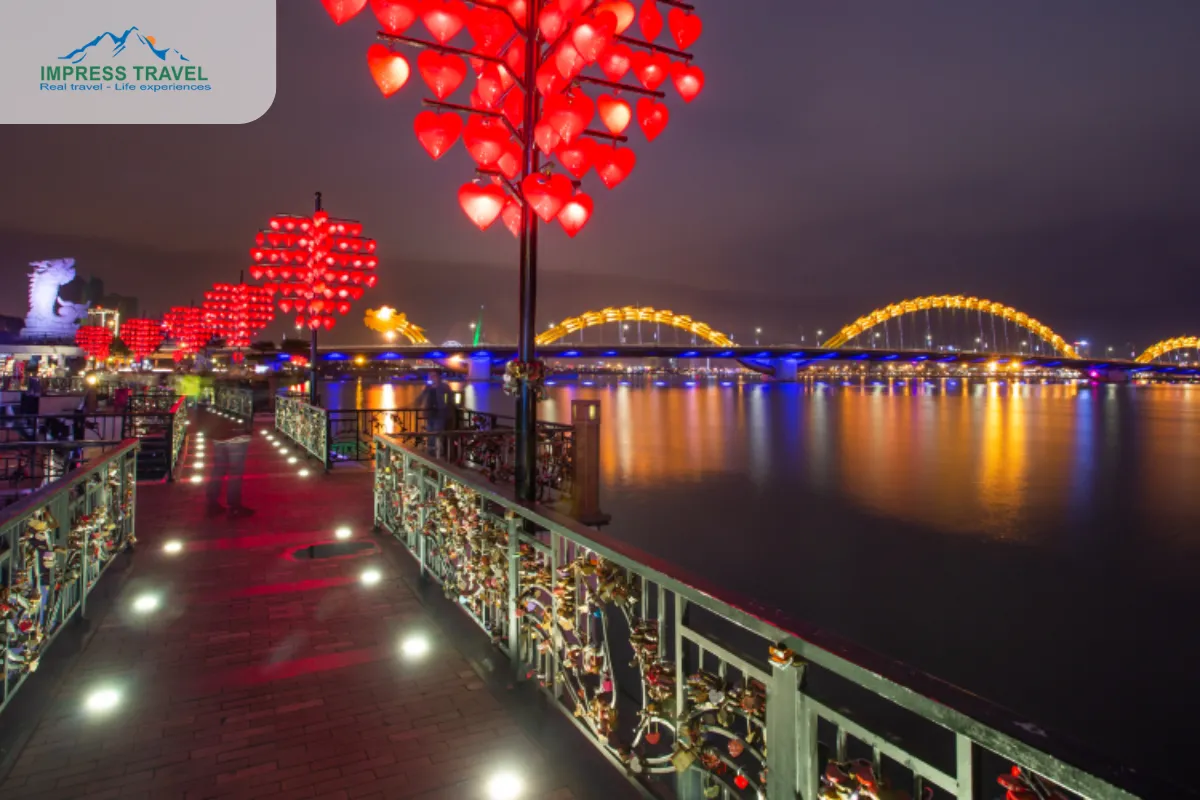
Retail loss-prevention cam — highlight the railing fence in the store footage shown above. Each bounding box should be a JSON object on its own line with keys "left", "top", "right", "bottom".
{"left": 372, "top": 435, "right": 1153, "bottom": 800}
{"left": 0, "top": 441, "right": 139, "bottom": 712}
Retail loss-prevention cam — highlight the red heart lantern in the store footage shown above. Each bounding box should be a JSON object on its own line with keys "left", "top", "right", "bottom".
{"left": 417, "top": 50, "right": 467, "bottom": 99}
{"left": 630, "top": 51, "right": 669, "bottom": 90}
{"left": 503, "top": 89, "right": 526, "bottom": 129}
{"left": 667, "top": 8, "right": 702, "bottom": 49}
{"left": 506, "top": 0, "right": 528, "bottom": 20}
{"left": 501, "top": 197, "right": 523, "bottom": 238}
{"left": 559, "top": 0, "right": 593, "bottom": 18}
{"left": 534, "top": 122, "right": 561, "bottom": 155}
{"left": 733, "top": 774, "right": 749, "bottom": 790}
{"left": 279, "top": 300, "right": 293, "bottom": 313}
{"left": 321, "top": 0, "right": 368, "bottom": 25}
{"left": 367, "top": 44, "right": 410, "bottom": 97}
{"left": 370, "top": 0, "right": 419, "bottom": 33}
{"left": 597, "top": 44, "right": 632, "bottom": 81}
{"left": 475, "top": 64, "right": 508, "bottom": 107}
{"left": 463, "top": 116, "right": 509, "bottom": 167}
{"left": 638, "top": 0, "right": 662, "bottom": 41}
{"left": 466, "top": 7, "right": 515, "bottom": 56}
{"left": 539, "top": 6, "right": 567, "bottom": 40}
{"left": 571, "top": 11, "right": 616, "bottom": 63}
{"left": 413, "top": 110, "right": 463, "bottom": 160}
{"left": 669, "top": 62, "right": 704, "bottom": 102}
{"left": 554, "top": 41, "right": 588, "bottom": 81}
{"left": 504, "top": 39, "right": 526, "bottom": 78}
{"left": 521, "top": 173, "right": 573, "bottom": 222}
{"left": 594, "top": 145, "right": 636, "bottom": 189}
{"left": 536, "top": 60, "right": 569, "bottom": 96}
{"left": 543, "top": 89, "right": 594, "bottom": 145}
{"left": 421, "top": 0, "right": 468, "bottom": 44}
{"left": 555, "top": 138, "right": 594, "bottom": 178}
{"left": 557, "top": 191, "right": 593, "bottom": 237}
{"left": 458, "top": 183, "right": 508, "bottom": 230}
{"left": 635, "top": 98, "right": 669, "bottom": 141}
{"left": 496, "top": 140, "right": 522, "bottom": 180}
{"left": 595, "top": 1, "right": 635, "bottom": 34}
{"left": 596, "top": 94, "right": 631, "bottom": 134}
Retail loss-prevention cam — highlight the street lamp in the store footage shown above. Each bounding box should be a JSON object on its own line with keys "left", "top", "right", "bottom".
{"left": 755, "top": 327, "right": 762, "bottom": 346}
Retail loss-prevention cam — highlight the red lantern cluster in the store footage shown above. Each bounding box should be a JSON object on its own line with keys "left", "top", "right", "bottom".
{"left": 323, "top": 0, "right": 704, "bottom": 240}
{"left": 76, "top": 325, "right": 114, "bottom": 361}
{"left": 203, "top": 283, "right": 275, "bottom": 351}
{"left": 163, "top": 306, "right": 212, "bottom": 361}
{"left": 120, "top": 318, "right": 166, "bottom": 362}
{"left": 248, "top": 210, "right": 378, "bottom": 331}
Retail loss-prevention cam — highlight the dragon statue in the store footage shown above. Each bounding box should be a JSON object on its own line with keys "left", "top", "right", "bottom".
{"left": 20, "top": 258, "right": 89, "bottom": 339}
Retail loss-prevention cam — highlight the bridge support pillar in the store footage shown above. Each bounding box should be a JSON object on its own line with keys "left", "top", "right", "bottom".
{"left": 773, "top": 359, "right": 798, "bottom": 382}
{"left": 1091, "top": 368, "right": 1130, "bottom": 384}
{"left": 570, "top": 400, "right": 610, "bottom": 527}
{"left": 466, "top": 358, "right": 492, "bottom": 381}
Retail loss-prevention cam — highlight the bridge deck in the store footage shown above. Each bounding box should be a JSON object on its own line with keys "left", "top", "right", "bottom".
{"left": 0, "top": 409, "right": 630, "bottom": 800}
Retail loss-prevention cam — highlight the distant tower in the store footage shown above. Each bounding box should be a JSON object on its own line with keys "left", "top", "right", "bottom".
{"left": 472, "top": 305, "right": 484, "bottom": 346}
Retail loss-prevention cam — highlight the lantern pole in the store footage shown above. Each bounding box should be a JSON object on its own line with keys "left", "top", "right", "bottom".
{"left": 514, "top": 0, "right": 541, "bottom": 503}
{"left": 310, "top": 191, "right": 323, "bottom": 406}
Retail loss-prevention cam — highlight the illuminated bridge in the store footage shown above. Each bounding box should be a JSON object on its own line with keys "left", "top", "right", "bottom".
{"left": 284, "top": 298, "right": 1199, "bottom": 380}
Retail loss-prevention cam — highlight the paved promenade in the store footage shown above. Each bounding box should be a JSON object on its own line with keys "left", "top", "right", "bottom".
{"left": 0, "top": 409, "right": 634, "bottom": 800}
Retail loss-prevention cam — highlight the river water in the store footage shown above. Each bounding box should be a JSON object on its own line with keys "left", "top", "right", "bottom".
{"left": 327, "top": 376, "right": 1200, "bottom": 771}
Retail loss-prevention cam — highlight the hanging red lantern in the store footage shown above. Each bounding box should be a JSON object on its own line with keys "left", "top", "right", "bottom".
{"left": 367, "top": 44, "right": 410, "bottom": 97}
{"left": 638, "top": 0, "right": 663, "bottom": 41}
{"left": 420, "top": 0, "right": 468, "bottom": 45}
{"left": 522, "top": 173, "right": 573, "bottom": 223}
{"left": 556, "top": 138, "right": 595, "bottom": 179}
{"left": 247, "top": 202, "right": 377, "bottom": 335}
{"left": 75, "top": 325, "right": 114, "bottom": 361}
{"left": 596, "top": 1, "right": 636, "bottom": 34}
{"left": 636, "top": 98, "right": 669, "bottom": 141}
{"left": 414, "top": 110, "right": 463, "bottom": 160}
{"left": 321, "top": 0, "right": 368, "bottom": 26}
{"left": 667, "top": 8, "right": 703, "bottom": 49}
{"left": 121, "top": 318, "right": 165, "bottom": 362}
{"left": 458, "top": 182, "right": 508, "bottom": 231}
{"left": 371, "top": 0, "right": 419, "bottom": 34}
{"left": 203, "top": 282, "right": 276, "bottom": 360}
{"left": 164, "top": 306, "right": 212, "bottom": 358}
{"left": 630, "top": 50, "right": 670, "bottom": 90}
{"left": 669, "top": 62, "right": 704, "bottom": 102}
{"left": 417, "top": 50, "right": 468, "bottom": 99}
{"left": 597, "top": 94, "right": 632, "bottom": 135}
{"left": 557, "top": 192, "right": 594, "bottom": 238}
{"left": 593, "top": 145, "right": 637, "bottom": 189}
{"left": 598, "top": 44, "right": 633, "bottom": 80}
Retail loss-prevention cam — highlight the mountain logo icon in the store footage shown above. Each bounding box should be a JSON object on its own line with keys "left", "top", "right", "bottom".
{"left": 59, "top": 26, "right": 189, "bottom": 65}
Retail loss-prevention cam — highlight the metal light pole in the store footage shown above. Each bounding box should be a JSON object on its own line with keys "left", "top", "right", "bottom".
{"left": 309, "top": 191, "right": 322, "bottom": 405}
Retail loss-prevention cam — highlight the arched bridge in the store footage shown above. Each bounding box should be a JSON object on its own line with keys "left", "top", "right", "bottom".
{"left": 1136, "top": 336, "right": 1199, "bottom": 364}
{"left": 537, "top": 306, "right": 734, "bottom": 347}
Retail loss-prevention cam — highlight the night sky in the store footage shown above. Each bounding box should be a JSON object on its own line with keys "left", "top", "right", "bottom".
{"left": 1, "top": 2, "right": 1197, "bottom": 347}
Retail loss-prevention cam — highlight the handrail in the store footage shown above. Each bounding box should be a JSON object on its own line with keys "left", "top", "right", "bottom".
{"left": 0, "top": 440, "right": 139, "bottom": 712}
{"left": 373, "top": 434, "right": 1168, "bottom": 800}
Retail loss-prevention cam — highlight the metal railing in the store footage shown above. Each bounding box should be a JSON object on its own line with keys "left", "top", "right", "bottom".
{"left": 0, "top": 440, "right": 139, "bottom": 712}
{"left": 274, "top": 395, "right": 328, "bottom": 464}
{"left": 0, "top": 397, "right": 186, "bottom": 482}
{"left": 213, "top": 384, "right": 254, "bottom": 421}
{"left": 373, "top": 436, "right": 1161, "bottom": 800}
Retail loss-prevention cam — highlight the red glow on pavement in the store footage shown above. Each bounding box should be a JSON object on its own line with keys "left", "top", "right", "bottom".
{"left": 209, "top": 645, "right": 390, "bottom": 689}
{"left": 227, "top": 576, "right": 359, "bottom": 598}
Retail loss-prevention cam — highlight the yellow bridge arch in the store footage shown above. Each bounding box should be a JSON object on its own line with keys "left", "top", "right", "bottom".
{"left": 823, "top": 295, "right": 1079, "bottom": 359}
{"left": 363, "top": 307, "right": 430, "bottom": 344}
{"left": 1136, "top": 336, "right": 1199, "bottom": 364}
{"left": 537, "top": 306, "right": 735, "bottom": 348}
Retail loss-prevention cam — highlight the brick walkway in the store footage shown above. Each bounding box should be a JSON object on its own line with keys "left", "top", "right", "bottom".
{"left": 0, "top": 409, "right": 636, "bottom": 800}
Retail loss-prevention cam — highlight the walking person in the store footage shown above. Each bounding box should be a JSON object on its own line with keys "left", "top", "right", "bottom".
{"left": 417, "top": 373, "right": 449, "bottom": 458}
{"left": 207, "top": 429, "right": 254, "bottom": 518}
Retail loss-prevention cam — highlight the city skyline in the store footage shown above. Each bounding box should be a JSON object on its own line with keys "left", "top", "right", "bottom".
{"left": 1, "top": 2, "right": 1198, "bottom": 346}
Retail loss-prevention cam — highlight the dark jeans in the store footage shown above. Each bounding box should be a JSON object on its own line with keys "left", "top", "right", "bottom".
{"left": 207, "top": 440, "right": 249, "bottom": 508}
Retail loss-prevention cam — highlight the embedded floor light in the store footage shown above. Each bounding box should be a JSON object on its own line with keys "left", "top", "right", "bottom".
{"left": 163, "top": 540, "right": 183, "bottom": 554}
{"left": 288, "top": 457, "right": 298, "bottom": 464}
{"left": 298, "top": 468, "right": 310, "bottom": 478}
{"left": 400, "top": 634, "right": 430, "bottom": 659}
{"left": 360, "top": 568, "right": 382, "bottom": 586}
{"left": 485, "top": 771, "right": 524, "bottom": 800}
{"left": 132, "top": 594, "right": 159, "bottom": 614}
{"left": 335, "top": 526, "right": 352, "bottom": 540}
{"left": 85, "top": 688, "right": 121, "bottom": 714}
{"left": 189, "top": 475, "right": 202, "bottom": 484}
{"left": 279, "top": 448, "right": 289, "bottom": 455}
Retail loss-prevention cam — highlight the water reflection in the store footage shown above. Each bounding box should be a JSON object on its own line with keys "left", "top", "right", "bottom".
{"left": 329, "top": 378, "right": 1200, "bottom": 546}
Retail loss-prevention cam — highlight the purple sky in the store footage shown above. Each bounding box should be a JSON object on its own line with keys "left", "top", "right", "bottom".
{"left": 1, "top": 2, "right": 1197, "bottom": 347}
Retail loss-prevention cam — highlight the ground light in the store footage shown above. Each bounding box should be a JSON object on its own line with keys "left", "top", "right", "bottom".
{"left": 335, "top": 526, "right": 351, "bottom": 540}
{"left": 84, "top": 688, "right": 120, "bottom": 714}
{"left": 360, "top": 568, "right": 382, "bottom": 586}
{"left": 132, "top": 594, "right": 160, "bottom": 614}
{"left": 279, "top": 448, "right": 288, "bottom": 455}
{"left": 400, "top": 635, "right": 430, "bottom": 659}
{"left": 189, "top": 475, "right": 202, "bottom": 484}
{"left": 485, "top": 771, "right": 525, "bottom": 800}
{"left": 298, "top": 469, "right": 310, "bottom": 478}
{"left": 288, "top": 457, "right": 298, "bottom": 464}
{"left": 163, "top": 540, "right": 183, "bottom": 554}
